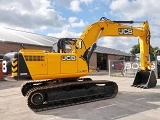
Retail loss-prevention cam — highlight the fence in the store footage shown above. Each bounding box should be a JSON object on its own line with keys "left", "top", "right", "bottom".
{"left": 108, "top": 60, "right": 124, "bottom": 77}
{"left": 108, "top": 60, "right": 157, "bottom": 77}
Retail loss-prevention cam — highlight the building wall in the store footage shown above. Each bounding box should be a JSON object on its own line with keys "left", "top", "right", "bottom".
{"left": 108, "top": 54, "right": 124, "bottom": 60}
{"left": 89, "top": 52, "right": 97, "bottom": 68}
{"left": 89, "top": 53, "right": 129, "bottom": 70}
{"left": 0, "top": 41, "right": 52, "bottom": 55}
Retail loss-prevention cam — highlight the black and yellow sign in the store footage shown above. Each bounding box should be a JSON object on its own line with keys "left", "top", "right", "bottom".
{"left": 12, "top": 58, "right": 18, "bottom": 76}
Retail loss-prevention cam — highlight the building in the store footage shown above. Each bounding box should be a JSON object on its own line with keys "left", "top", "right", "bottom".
{"left": 0, "top": 28, "right": 58, "bottom": 54}
{"left": 90, "top": 46, "right": 132, "bottom": 70}
{"left": 0, "top": 28, "right": 132, "bottom": 70}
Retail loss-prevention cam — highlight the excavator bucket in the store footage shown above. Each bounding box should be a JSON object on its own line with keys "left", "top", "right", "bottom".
{"left": 132, "top": 70, "right": 157, "bottom": 89}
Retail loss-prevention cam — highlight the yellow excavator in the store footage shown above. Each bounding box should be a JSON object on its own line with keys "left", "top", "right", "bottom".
{"left": 2, "top": 17, "right": 157, "bottom": 111}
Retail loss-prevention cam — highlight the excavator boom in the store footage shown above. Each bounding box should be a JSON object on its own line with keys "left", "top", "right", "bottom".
{"left": 74, "top": 17, "right": 150, "bottom": 70}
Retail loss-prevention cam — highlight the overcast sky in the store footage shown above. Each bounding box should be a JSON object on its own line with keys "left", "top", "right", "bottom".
{"left": 0, "top": 0, "right": 160, "bottom": 53}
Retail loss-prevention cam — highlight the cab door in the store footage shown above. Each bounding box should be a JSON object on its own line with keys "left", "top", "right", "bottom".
{"left": 61, "top": 54, "right": 77, "bottom": 74}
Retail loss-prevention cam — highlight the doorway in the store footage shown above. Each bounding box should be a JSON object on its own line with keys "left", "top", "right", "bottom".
{"left": 97, "top": 53, "right": 107, "bottom": 70}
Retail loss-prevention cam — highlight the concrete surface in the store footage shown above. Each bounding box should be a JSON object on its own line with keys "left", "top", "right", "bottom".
{"left": 0, "top": 75, "right": 160, "bottom": 120}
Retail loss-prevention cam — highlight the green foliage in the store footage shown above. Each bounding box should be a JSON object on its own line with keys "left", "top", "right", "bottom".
{"left": 130, "top": 44, "right": 140, "bottom": 55}
{"left": 130, "top": 44, "right": 159, "bottom": 61}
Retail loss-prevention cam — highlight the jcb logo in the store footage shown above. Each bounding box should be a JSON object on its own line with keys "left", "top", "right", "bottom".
{"left": 62, "top": 56, "right": 76, "bottom": 61}
{"left": 119, "top": 28, "right": 133, "bottom": 35}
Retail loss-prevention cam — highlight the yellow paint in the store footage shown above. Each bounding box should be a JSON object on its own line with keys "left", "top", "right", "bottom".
{"left": 60, "top": 53, "right": 77, "bottom": 74}
{"left": 12, "top": 61, "right": 18, "bottom": 66}
{"left": 76, "top": 20, "right": 150, "bottom": 70}
{"left": 23, "top": 53, "right": 48, "bottom": 75}
{"left": 12, "top": 58, "right": 17, "bottom": 61}
{"left": 47, "top": 53, "right": 61, "bottom": 75}
{"left": 12, "top": 67, "right": 17, "bottom": 72}
{"left": 14, "top": 18, "right": 152, "bottom": 80}
{"left": 12, "top": 73, "right": 17, "bottom": 76}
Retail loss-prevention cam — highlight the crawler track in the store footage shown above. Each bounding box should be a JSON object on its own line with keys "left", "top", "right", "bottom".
{"left": 22, "top": 79, "right": 118, "bottom": 112}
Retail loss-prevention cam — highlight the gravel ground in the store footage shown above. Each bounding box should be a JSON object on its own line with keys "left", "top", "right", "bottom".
{"left": 0, "top": 75, "right": 160, "bottom": 120}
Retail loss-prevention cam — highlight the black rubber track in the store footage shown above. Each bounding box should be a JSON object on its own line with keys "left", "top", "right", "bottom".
{"left": 21, "top": 80, "right": 50, "bottom": 96}
{"left": 25, "top": 80, "right": 118, "bottom": 112}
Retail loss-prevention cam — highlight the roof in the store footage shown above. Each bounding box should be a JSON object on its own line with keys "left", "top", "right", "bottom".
{"left": 0, "top": 28, "right": 58, "bottom": 47}
{"left": 95, "top": 46, "right": 132, "bottom": 56}
{"left": 0, "top": 28, "right": 131, "bottom": 56}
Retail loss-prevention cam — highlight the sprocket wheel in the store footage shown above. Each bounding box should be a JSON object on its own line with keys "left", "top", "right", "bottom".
{"left": 30, "top": 92, "right": 45, "bottom": 105}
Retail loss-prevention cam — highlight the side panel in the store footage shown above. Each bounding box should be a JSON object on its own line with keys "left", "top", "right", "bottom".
{"left": 61, "top": 54, "right": 77, "bottom": 74}
{"left": 17, "top": 53, "right": 32, "bottom": 80}
{"left": 47, "top": 53, "right": 61, "bottom": 75}
{"left": 23, "top": 53, "right": 47, "bottom": 75}
{"left": 77, "top": 57, "right": 88, "bottom": 74}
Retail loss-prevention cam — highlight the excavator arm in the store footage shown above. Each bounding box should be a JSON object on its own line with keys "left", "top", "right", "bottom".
{"left": 74, "top": 17, "right": 150, "bottom": 71}
{"left": 73, "top": 17, "right": 156, "bottom": 88}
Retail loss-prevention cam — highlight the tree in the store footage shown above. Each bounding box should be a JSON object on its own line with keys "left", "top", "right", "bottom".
{"left": 130, "top": 44, "right": 159, "bottom": 61}
{"left": 130, "top": 44, "right": 140, "bottom": 55}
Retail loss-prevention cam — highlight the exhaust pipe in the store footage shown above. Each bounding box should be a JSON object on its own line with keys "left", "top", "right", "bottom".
{"left": 132, "top": 70, "right": 157, "bottom": 89}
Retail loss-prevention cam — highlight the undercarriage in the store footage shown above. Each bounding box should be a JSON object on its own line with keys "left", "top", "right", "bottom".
{"left": 21, "top": 78, "right": 118, "bottom": 112}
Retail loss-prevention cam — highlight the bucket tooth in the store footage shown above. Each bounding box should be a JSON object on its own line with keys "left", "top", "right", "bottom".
{"left": 143, "top": 86, "right": 147, "bottom": 89}
{"left": 131, "top": 85, "right": 137, "bottom": 87}
{"left": 141, "top": 86, "right": 145, "bottom": 88}
{"left": 132, "top": 70, "right": 157, "bottom": 89}
{"left": 137, "top": 85, "right": 141, "bottom": 88}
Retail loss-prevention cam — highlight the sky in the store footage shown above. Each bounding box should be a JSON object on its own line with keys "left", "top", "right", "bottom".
{"left": 0, "top": 0, "right": 160, "bottom": 53}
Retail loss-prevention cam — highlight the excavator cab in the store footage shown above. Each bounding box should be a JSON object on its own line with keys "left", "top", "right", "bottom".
{"left": 132, "top": 70, "right": 157, "bottom": 88}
